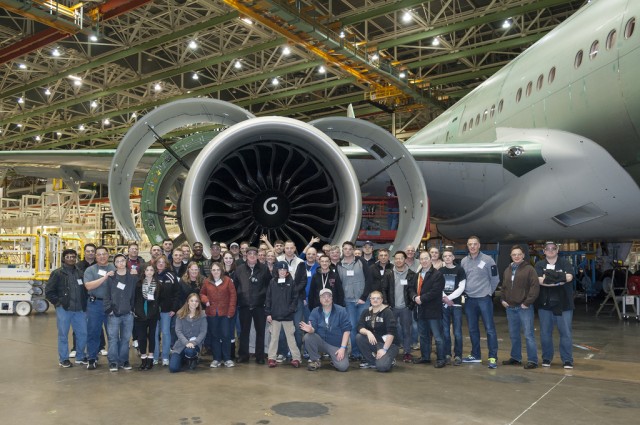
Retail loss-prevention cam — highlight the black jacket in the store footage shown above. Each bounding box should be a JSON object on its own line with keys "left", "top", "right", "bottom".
{"left": 369, "top": 263, "right": 394, "bottom": 304}
{"left": 104, "top": 272, "right": 137, "bottom": 316}
{"left": 157, "top": 270, "right": 179, "bottom": 313}
{"left": 408, "top": 267, "right": 445, "bottom": 320}
{"left": 265, "top": 275, "right": 298, "bottom": 321}
{"left": 388, "top": 268, "right": 416, "bottom": 310}
{"left": 235, "top": 262, "right": 271, "bottom": 309}
{"left": 46, "top": 265, "right": 87, "bottom": 311}
{"left": 308, "top": 269, "right": 345, "bottom": 310}
{"left": 357, "top": 305, "right": 398, "bottom": 341}
{"left": 133, "top": 279, "right": 161, "bottom": 321}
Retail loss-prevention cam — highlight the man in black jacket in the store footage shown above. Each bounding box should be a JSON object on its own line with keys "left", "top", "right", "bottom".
{"left": 46, "top": 249, "right": 87, "bottom": 368}
{"left": 235, "top": 246, "right": 271, "bottom": 364}
{"left": 409, "top": 251, "right": 446, "bottom": 368}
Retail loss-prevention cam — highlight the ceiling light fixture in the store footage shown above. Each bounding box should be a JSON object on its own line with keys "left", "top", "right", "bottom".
{"left": 103, "top": 118, "right": 110, "bottom": 125}
{"left": 502, "top": 19, "right": 512, "bottom": 29}
{"left": 17, "top": 97, "right": 24, "bottom": 104}
{"left": 272, "top": 77, "right": 279, "bottom": 86}
{"left": 154, "top": 83, "right": 162, "bottom": 92}
{"left": 52, "top": 48, "right": 61, "bottom": 57}
{"left": 318, "top": 66, "right": 326, "bottom": 73}
{"left": 432, "top": 37, "right": 440, "bottom": 46}
{"left": 188, "top": 40, "right": 198, "bottom": 49}
{"left": 192, "top": 73, "right": 199, "bottom": 80}
{"left": 19, "top": 63, "right": 27, "bottom": 69}
{"left": 282, "top": 46, "right": 291, "bottom": 55}
{"left": 399, "top": 72, "right": 406, "bottom": 78}
{"left": 45, "top": 88, "right": 52, "bottom": 95}
{"left": 90, "top": 100, "right": 98, "bottom": 108}
{"left": 402, "top": 11, "right": 412, "bottom": 23}
{"left": 234, "top": 60, "right": 242, "bottom": 69}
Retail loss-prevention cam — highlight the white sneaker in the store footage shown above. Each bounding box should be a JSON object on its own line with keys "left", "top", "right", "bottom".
{"left": 132, "top": 340, "right": 139, "bottom": 348}
{"left": 275, "top": 354, "right": 285, "bottom": 363}
{"left": 69, "top": 350, "right": 76, "bottom": 358}
{"left": 100, "top": 349, "right": 108, "bottom": 356}
{"left": 224, "top": 360, "right": 235, "bottom": 368}
{"left": 210, "top": 360, "right": 221, "bottom": 368}
{"left": 162, "top": 359, "right": 169, "bottom": 366}
{"left": 153, "top": 359, "right": 159, "bottom": 365}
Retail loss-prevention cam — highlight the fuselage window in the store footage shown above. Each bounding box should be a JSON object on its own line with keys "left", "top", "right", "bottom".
{"left": 490, "top": 104, "right": 495, "bottom": 118}
{"left": 516, "top": 88, "right": 522, "bottom": 103}
{"left": 498, "top": 99, "right": 504, "bottom": 113}
{"left": 469, "top": 118, "right": 473, "bottom": 130}
{"left": 606, "top": 29, "right": 617, "bottom": 50}
{"left": 548, "top": 67, "right": 556, "bottom": 84}
{"left": 589, "top": 40, "right": 599, "bottom": 60}
{"left": 483, "top": 109, "right": 488, "bottom": 122}
{"left": 574, "top": 50, "right": 583, "bottom": 68}
{"left": 625, "top": 17, "right": 636, "bottom": 39}
{"left": 475, "top": 114, "right": 480, "bottom": 126}
{"left": 537, "top": 74, "right": 544, "bottom": 91}
{"left": 526, "top": 81, "right": 533, "bottom": 97}
{"left": 463, "top": 122, "right": 467, "bottom": 132}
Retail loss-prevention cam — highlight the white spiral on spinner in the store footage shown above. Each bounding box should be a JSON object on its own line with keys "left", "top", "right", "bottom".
{"left": 263, "top": 197, "right": 279, "bottom": 215}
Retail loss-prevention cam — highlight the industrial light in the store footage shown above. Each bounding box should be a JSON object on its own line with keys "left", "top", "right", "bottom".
{"left": 35, "top": 135, "right": 41, "bottom": 141}
{"left": 188, "top": 40, "right": 198, "bottom": 50}
{"left": 402, "top": 11, "right": 412, "bottom": 23}
{"left": 17, "top": 123, "right": 22, "bottom": 128}
{"left": 132, "top": 112, "right": 137, "bottom": 118}
{"left": 103, "top": 118, "right": 110, "bottom": 125}
{"left": 52, "top": 48, "right": 61, "bottom": 57}
{"left": 74, "top": 80, "right": 82, "bottom": 87}
{"left": 78, "top": 124, "right": 85, "bottom": 131}
{"left": 56, "top": 132, "right": 62, "bottom": 136}
{"left": 192, "top": 73, "right": 199, "bottom": 80}
{"left": 272, "top": 77, "right": 279, "bottom": 86}
{"left": 17, "top": 97, "right": 24, "bottom": 104}
{"left": 432, "top": 37, "right": 440, "bottom": 46}
{"left": 18, "top": 63, "right": 27, "bottom": 69}
{"left": 44, "top": 88, "right": 52, "bottom": 96}
{"left": 241, "top": 17, "right": 253, "bottom": 25}
{"left": 318, "top": 66, "right": 326, "bottom": 74}
{"left": 154, "top": 83, "right": 162, "bottom": 92}
{"left": 90, "top": 100, "right": 98, "bottom": 108}
{"left": 371, "top": 53, "right": 379, "bottom": 61}
{"left": 234, "top": 60, "right": 242, "bottom": 69}
{"left": 282, "top": 46, "right": 291, "bottom": 55}
{"left": 339, "top": 31, "right": 345, "bottom": 39}
{"left": 89, "top": 34, "right": 98, "bottom": 42}
{"left": 399, "top": 72, "right": 406, "bottom": 78}
{"left": 502, "top": 19, "right": 512, "bottom": 29}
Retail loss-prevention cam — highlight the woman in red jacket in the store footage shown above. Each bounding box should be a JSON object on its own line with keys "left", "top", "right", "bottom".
{"left": 200, "top": 262, "right": 237, "bottom": 368}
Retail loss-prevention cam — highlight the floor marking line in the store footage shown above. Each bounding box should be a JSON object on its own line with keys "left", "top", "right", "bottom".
{"left": 507, "top": 375, "right": 567, "bottom": 425}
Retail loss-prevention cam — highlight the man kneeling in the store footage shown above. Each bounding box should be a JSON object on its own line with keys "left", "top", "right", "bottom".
{"left": 300, "top": 289, "right": 351, "bottom": 372}
{"left": 356, "top": 290, "right": 398, "bottom": 372}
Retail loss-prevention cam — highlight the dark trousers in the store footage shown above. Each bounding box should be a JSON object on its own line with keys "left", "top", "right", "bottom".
{"left": 207, "top": 316, "right": 232, "bottom": 362}
{"left": 238, "top": 306, "right": 266, "bottom": 360}
{"left": 134, "top": 318, "right": 158, "bottom": 355}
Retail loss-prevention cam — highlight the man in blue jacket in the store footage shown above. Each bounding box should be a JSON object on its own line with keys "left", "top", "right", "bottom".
{"left": 300, "top": 288, "right": 351, "bottom": 371}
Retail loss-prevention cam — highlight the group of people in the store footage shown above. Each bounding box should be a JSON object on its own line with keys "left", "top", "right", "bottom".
{"left": 46, "top": 235, "right": 575, "bottom": 373}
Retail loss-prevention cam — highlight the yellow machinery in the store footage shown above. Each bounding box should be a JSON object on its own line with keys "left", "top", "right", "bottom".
{"left": 0, "top": 234, "right": 81, "bottom": 316}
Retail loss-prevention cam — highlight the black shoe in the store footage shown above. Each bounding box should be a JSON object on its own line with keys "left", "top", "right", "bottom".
{"left": 256, "top": 357, "right": 265, "bottom": 365}
{"left": 413, "top": 358, "right": 431, "bottom": 364}
{"left": 563, "top": 361, "right": 574, "bottom": 369}
{"left": 236, "top": 356, "right": 249, "bottom": 364}
{"left": 87, "top": 359, "right": 97, "bottom": 370}
{"left": 188, "top": 358, "right": 198, "bottom": 370}
{"left": 122, "top": 361, "right": 132, "bottom": 370}
{"left": 434, "top": 361, "right": 446, "bottom": 368}
{"left": 75, "top": 357, "right": 88, "bottom": 365}
{"left": 502, "top": 358, "right": 522, "bottom": 366}
{"left": 59, "top": 359, "right": 72, "bottom": 368}
{"left": 109, "top": 363, "right": 118, "bottom": 372}
{"left": 138, "top": 358, "right": 148, "bottom": 371}
{"left": 524, "top": 362, "right": 538, "bottom": 369}
{"left": 146, "top": 358, "right": 153, "bottom": 370}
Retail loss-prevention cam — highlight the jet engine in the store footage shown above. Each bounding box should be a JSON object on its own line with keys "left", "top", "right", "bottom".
{"left": 109, "top": 99, "right": 428, "bottom": 256}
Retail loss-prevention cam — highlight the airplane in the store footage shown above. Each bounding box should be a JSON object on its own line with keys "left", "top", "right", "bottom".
{"left": 2, "top": 0, "right": 639, "bottom": 256}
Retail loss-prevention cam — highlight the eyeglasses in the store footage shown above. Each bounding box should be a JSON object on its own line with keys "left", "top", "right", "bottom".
{"left": 370, "top": 297, "right": 382, "bottom": 301}
{"left": 544, "top": 247, "right": 558, "bottom": 251}
{"left": 64, "top": 255, "right": 77, "bottom": 259}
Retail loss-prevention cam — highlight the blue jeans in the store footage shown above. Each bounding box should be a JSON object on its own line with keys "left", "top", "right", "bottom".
{"left": 442, "top": 305, "right": 463, "bottom": 358}
{"left": 154, "top": 312, "right": 172, "bottom": 361}
{"left": 207, "top": 316, "right": 231, "bottom": 361}
{"left": 465, "top": 296, "right": 498, "bottom": 359}
{"left": 107, "top": 313, "right": 133, "bottom": 365}
{"left": 55, "top": 307, "right": 87, "bottom": 362}
{"left": 392, "top": 306, "right": 413, "bottom": 353}
{"left": 86, "top": 299, "right": 107, "bottom": 360}
{"left": 506, "top": 306, "right": 538, "bottom": 363}
{"left": 387, "top": 207, "right": 399, "bottom": 230}
{"left": 417, "top": 318, "right": 444, "bottom": 362}
{"left": 169, "top": 346, "right": 200, "bottom": 373}
{"left": 345, "top": 300, "right": 368, "bottom": 357}
{"left": 538, "top": 308, "right": 573, "bottom": 363}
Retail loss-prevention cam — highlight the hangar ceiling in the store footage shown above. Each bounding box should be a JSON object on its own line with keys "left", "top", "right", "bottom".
{"left": 0, "top": 0, "right": 584, "bottom": 152}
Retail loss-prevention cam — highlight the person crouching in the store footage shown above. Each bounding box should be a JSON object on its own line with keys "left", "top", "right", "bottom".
{"left": 169, "top": 293, "right": 207, "bottom": 372}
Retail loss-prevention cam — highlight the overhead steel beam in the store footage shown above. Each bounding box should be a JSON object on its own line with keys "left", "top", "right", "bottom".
{"left": 337, "top": 0, "right": 433, "bottom": 27}
{"left": 0, "top": 11, "right": 239, "bottom": 101}
{"left": 377, "top": 0, "right": 574, "bottom": 50}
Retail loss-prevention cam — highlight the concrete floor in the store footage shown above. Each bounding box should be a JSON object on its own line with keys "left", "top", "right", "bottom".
{"left": 1, "top": 302, "right": 639, "bottom": 425}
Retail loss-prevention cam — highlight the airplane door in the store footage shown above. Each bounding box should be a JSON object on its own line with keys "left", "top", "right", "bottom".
{"left": 445, "top": 105, "right": 465, "bottom": 143}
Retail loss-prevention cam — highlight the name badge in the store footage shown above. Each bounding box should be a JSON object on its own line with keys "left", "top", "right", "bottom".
{"left": 306, "top": 270, "right": 312, "bottom": 277}
{"left": 400, "top": 279, "right": 408, "bottom": 286}
{"left": 147, "top": 294, "right": 155, "bottom": 301}
{"left": 278, "top": 278, "right": 285, "bottom": 283}
{"left": 380, "top": 270, "right": 384, "bottom": 276}
{"left": 546, "top": 264, "right": 556, "bottom": 270}
{"left": 98, "top": 269, "right": 107, "bottom": 276}
{"left": 77, "top": 279, "right": 83, "bottom": 286}
{"left": 117, "top": 282, "right": 126, "bottom": 290}
{"left": 131, "top": 265, "right": 137, "bottom": 270}
{"left": 346, "top": 270, "right": 355, "bottom": 276}
{"left": 477, "top": 261, "right": 486, "bottom": 269}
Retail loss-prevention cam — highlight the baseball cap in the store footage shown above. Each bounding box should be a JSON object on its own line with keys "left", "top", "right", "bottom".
{"left": 230, "top": 242, "right": 239, "bottom": 248}
{"left": 275, "top": 261, "right": 288, "bottom": 270}
{"left": 363, "top": 240, "right": 373, "bottom": 247}
{"left": 319, "top": 288, "right": 333, "bottom": 297}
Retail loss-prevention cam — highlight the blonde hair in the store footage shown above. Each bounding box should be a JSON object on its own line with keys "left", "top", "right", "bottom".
{"left": 177, "top": 293, "right": 203, "bottom": 319}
